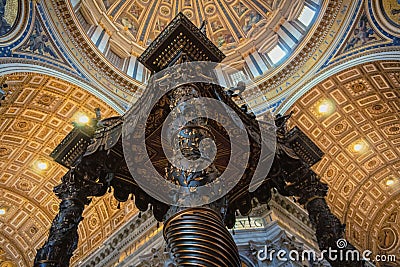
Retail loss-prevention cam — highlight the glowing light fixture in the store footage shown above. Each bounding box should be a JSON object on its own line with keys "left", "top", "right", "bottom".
{"left": 36, "top": 160, "right": 48, "bottom": 170}
{"left": 350, "top": 140, "right": 368, "bottom": 154}
{"left": 317, "top": 99, "right": 335, "bottom": 115}
{"left": 353, "top": 143, "right": 364, "bottom": 152}
{"left": 318, "top": 103, "right": 329, "bottom": 113}
{"left": 0, "top": 208, "right": 5, "bottom": 215}
{"left": 77, "top": 114, "right": 90, "bottom": 124}
{"left": 386, "top": 178, "right": 395, "bottom": 186}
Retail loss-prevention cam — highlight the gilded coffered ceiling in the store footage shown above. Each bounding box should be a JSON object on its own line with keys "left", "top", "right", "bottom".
{"left": 0, "top": 73, "right": 140, "bottom": 266}
{"left": 287, "top": 61, "right": 400, "bottom": 264}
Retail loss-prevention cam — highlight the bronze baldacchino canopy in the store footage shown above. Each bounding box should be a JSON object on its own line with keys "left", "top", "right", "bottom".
{"left": 34, "top": 13, "right": 365, "bottom": 267}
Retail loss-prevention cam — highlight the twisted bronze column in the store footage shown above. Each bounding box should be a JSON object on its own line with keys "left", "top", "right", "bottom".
{"left": 164, "top": 207, "right": 241, "bottom": 267}
{"left": 284, "top": 169, "right": 366, "bottom": 267}
{"left": 34, "top": 170, "right": 104, "bottom": 267}
{"left": 271, "top": 119, "right": 367, "bottom": 267}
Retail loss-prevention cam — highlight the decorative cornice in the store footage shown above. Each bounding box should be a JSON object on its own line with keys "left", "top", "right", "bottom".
{"left": 252, "top": 193, "right": 317, "bottom": 241}
{"left": 78, "top": 210, "right": 158, "bottom": 267}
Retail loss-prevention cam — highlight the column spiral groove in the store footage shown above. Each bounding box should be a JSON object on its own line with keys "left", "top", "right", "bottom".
{"left": 163, "top": 207, "right": 241, "bottom": 267}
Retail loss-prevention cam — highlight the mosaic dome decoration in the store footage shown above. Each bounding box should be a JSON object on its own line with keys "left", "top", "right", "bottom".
{"left": 0, "top": 0, "right": 19, "bottom": 37}
{"left": 74, "top": 0, "right": 321, "bottom": 82}
{"left": 102, "top": 0, "right": 318, "bottom": 52}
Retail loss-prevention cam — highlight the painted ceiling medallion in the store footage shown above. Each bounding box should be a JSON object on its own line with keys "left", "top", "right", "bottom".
{"left": 372, "top": 0, "right": 400, "bottom": 37}
{"left": 0, "top": 0, "right": 19, "bottom": 37}
{"left": 379, "top": 0, "right": 400, "bottom": 28}
{"left": 377, "top": 227, "right": 397, "bottom": 250}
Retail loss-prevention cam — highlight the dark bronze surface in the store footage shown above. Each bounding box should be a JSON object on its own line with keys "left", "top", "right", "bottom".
{"left": 269, "top": 114, "right": 367, "bottom": 267}
{"left": 50, "top": 122, "right": 95, "bottom": 168}
{"left": 137, "top": 12, "right": 225, "bottom": 72}
{"left": 34, "top": 170, "right": 105, "bottom": 267}
{"left": 164, "top": 207, "right": 241, "bottom": 267}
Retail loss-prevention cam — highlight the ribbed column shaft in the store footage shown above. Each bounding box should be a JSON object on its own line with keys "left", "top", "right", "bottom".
{"left": 164, "top": 207, "right": 241, "bottom": 267}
